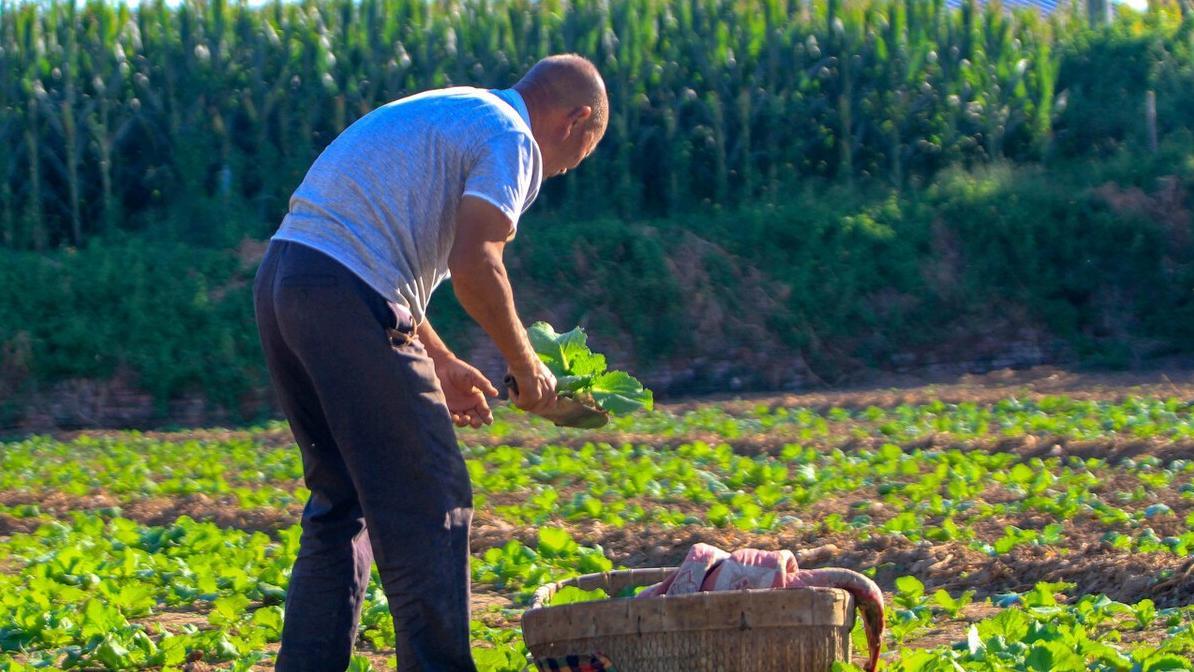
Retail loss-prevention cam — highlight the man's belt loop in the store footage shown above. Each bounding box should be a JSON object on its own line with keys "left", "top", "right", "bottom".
{"left": 387, "top": 301, "right": 415, "bottom": 347}
{"left": 387, "top": 328, "right": 415, "bottom": 347}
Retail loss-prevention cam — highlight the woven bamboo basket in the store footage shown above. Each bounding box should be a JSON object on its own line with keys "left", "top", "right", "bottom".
{"left": 521, "top": 567, "right": 855, "bottom": 672}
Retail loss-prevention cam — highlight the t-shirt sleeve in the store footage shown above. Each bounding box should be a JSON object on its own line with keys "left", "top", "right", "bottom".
{"left": 462, "top": 131, "right": 538, "bottom": 228}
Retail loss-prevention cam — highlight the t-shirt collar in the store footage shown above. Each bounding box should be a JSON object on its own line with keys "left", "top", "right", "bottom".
{"left": 492, "top": 88, "right": 532, "bottom": 130}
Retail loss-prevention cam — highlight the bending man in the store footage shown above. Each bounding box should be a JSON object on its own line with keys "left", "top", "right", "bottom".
{"left": 253, "top": 54, "right": 608, "bottom": 671}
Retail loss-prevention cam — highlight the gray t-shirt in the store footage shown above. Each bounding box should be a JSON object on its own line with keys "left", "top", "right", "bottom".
{"left": 273, "top": 86, "right": 543, "bottom": 325}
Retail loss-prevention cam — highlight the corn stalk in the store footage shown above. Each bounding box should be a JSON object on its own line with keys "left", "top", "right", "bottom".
{"left": 0, "top": 0, "right": 1188, "bottom": 250}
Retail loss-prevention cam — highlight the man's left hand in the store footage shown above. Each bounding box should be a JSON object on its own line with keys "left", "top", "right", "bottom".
{"left": 434, "top": 357, "right": 499, "bottom": 428}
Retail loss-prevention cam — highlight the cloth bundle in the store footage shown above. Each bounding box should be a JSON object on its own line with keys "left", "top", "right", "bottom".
{"left": 636, "top": 543, "right": 886, "bottom": 672}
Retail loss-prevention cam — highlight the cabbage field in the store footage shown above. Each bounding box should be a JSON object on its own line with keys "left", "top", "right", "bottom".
{"left": 3, "top": 378, "right": 1194, "bottom": 671}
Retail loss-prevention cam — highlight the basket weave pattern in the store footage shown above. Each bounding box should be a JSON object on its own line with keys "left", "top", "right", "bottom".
{"left": 522, "top": 568, "right": 855, "bottom": 672}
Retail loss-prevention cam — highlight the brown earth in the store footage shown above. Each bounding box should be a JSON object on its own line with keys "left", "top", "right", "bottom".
{"left": 469, "top": 428, "right": 1194, "bottom": 466}
{"left": 0, "top": 490, "right": 302, "bottom": 535}
{"left": 122, "top": 495, "right": 300, "bottom": 533}
{"left": 0, "top": 512, "right": 41, "bottom": 536}
{"left": 471, "top": 515, "right": 1194, "bottom": 609}
{"left": 457, "top": 365, "right": 1194, "bottom": 460}
{"left": 25, "top": 365, "right": 1194, "bottom": 444}
{"left": 663, "top": 365, "right": 1194, "bottom": 412}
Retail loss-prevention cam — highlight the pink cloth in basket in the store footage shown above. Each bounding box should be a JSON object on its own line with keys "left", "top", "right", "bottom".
{"left": 702, "top": 547, "right": 799, "bottom": 591}
{"left": 637, "top": 544, "right": 801, "bottom": 596}
{"left": 634, "top": 543, "right": 728, "bottom": 598}
{"left": 634, "top": 543, "right": 886, "bottom": 672}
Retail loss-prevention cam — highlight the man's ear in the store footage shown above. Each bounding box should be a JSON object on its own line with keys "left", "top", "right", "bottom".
{"left": 566, "top": 105, "right": 593, "bottom": 136}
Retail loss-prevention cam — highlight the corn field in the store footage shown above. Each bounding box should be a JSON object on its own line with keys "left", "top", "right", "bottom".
{"left": 0, "top": 0, "right": 1191, "bottom": 250}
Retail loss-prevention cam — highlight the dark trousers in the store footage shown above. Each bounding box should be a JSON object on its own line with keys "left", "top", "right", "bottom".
{"left": 254, "top": 239, "right": 476, "bottom": 672}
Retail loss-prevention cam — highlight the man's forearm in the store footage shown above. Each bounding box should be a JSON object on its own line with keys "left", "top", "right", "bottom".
{"left": 416, "top": 319, "right": 455, "bottom": 363}
{"left": 449, "top": 248, "right": 536, "bottom": 371}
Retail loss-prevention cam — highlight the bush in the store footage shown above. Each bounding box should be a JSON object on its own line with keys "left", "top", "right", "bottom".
{"left": 0, "top": 236, "right": 264, "bottom": 411}
{"left": 0, "top": 148, "right": 1190, "bottom": 420}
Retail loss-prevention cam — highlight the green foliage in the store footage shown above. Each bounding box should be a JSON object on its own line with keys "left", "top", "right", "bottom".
{"left": 526, "top": 322, "right": 653, "bottom": 414}
{"left": 0, "top": 237, "right": 264, "bottom": 410}
{"left": 1132, "top": 598, "right": 1158, "bottom": 631}
{"left": 0, "top": 126, "right": 1191, "bottom": 415}
{"left": 894, "top": 576, "right": 926, "bottom": 607}
{"left": 529, "top": 323, "right": 608, "bottom": 378}
{"left": 1055, "top": 12, "right": 1194, "bottom": 157}
{"left": 0, "top": 0, "right": 1191, "bottom": 251}
{"left": 547, "top": 586, "right": 610, "bottom": 606}
{"left": 4, "top": 395, "right": 1194, "bottom": 668}
{"left": 0, "top": 0, "right": 1190, "bottom": 417}
{"left": 512, "top": 150, "right": 1191, "bottom": 390}
{"left": 932, "top": 589, "right": 975, "bottom": 619}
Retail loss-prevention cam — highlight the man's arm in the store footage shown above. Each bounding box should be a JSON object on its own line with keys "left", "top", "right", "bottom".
{"left": 448, "top": 195, "right": 556, "bottom": 414}
{"left": 416, "top": 316, "right": 499, "bottom": 428}
{"left": 416, "top": 319, "right": 455, "bottom": 363}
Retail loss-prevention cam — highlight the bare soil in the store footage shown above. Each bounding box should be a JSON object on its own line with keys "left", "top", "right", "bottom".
{"left": 0, "top": 490, "right": 302, "bottom": 535}
{"left": 471, "top": 516, "right": 1194, "bottom": 609}
{"left": 475, "top": 429, "right": 1194, "bottom": 466}
{"left": 35, "top": 365, "right": 1194, "bottom": 440}
{"left": 666, "top": 365, "right": 1194, "bottom": 412}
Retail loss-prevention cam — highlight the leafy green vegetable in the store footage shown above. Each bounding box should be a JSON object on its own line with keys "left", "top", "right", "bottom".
{"left": 526, "top": 322, "right": 653, "bottom": 414}
{"left": 537, "top": 527, "right": 579, "bottom": 558}
{"left": 548, "top": 586, "right": 610, "bottom": 606}
{"left": 932, "top": 589, "right": 975, "bottom": 619}
{"left": 6, "top": 393, "right": 1194, "bottom": 669}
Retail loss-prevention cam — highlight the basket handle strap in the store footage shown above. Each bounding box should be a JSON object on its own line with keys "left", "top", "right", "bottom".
{"left": 532, "top": 652, "right": 618, "bottom": 672}
{"left": 530, "top": 580, "right": 557, "bottom": 609}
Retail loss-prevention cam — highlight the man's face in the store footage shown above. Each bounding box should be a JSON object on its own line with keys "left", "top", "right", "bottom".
{"left": 552, "top": 118, "right": 604, "bottom": 177}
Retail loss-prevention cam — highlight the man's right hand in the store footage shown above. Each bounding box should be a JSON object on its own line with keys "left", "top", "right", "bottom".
{"left": 507, "top": 359, "right": 559, "bottom": 415}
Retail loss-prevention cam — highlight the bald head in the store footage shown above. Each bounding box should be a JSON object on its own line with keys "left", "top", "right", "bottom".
{"left": 513, "top": 54, "right": 608, "bottom": 135}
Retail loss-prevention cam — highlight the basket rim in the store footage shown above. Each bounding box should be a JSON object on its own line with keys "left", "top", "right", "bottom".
{"left": 530, "top": 567, "right": 677, "bottom": 609}
{"left": 521, "top": 567, "right": 855, "bottom": 646}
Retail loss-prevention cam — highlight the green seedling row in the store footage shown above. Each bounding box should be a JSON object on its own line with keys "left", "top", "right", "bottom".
{"left": 2, "top": 394, "right": 1193, "bottom": 669}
